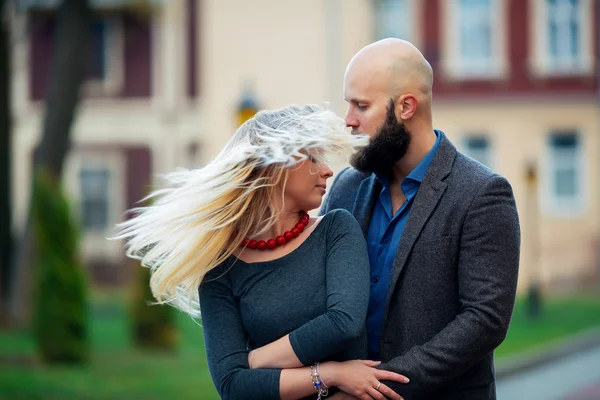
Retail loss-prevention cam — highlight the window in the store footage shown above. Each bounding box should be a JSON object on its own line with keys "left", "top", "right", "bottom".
{"left": 374, "top": 0, "right": 413, "bottom": 42}
{"left": 549, "top": 133, "right": 579, "bottom": 198}
{"left": 88, "top": 19, "right": 109, "bottom": 81}
{"left": 442, "top": 0, "right": 507, "bottom": 79}
{"left": 531, "top": 0, "right": 593, "bottom": 75}
{"left": 548, "top": 0, "right": 582, "bottom": 71}
{"left": 464, "top": 135, "right": 491, "bottom": 167}
{"left": 546, "top": 132, "right": 584, "bottom": 215}
{"left": 79, "top": 167, "right": 111, "bottom": 232}
{"left": 458, "top": 0, "right": 492, "bottom": 72}
{"left": 84, "top": 16, "right": 123, "bottom": 95}
{"left": 64, "top": 151, "right": 126, "bottom": 262}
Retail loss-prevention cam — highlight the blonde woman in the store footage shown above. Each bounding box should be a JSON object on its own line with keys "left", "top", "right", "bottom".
{"left": 114, "top": 104, "right": 409, "bottom": 400}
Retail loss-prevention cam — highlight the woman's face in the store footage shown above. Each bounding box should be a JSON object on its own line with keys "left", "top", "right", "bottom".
{"left": 283, "top": 152, "right": 333, "bottom": 212}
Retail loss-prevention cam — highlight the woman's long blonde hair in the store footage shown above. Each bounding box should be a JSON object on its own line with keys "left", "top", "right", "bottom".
{"left": 112, "top": 104, "right": 368, "bottom": 317}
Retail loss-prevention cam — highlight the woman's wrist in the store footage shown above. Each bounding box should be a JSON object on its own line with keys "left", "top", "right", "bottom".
{"left": 317, "top": 361, "right": 339, "bottom": 387}
{"left": 248, "top": 349, "right": 257, "bottom": 369}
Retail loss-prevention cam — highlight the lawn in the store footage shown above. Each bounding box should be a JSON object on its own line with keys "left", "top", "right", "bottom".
{"left": 0, "top": 292, "right": 599, "bottom": 399}
{"left": 495, "top": 294, "right": 600, "bottom": 358}
{"left": 0, "top": 291, "right": 220, "bottom": 400}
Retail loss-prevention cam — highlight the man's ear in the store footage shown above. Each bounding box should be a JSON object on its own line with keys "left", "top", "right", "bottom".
{"left": 396, "top": 94, "right": 417, "bottom": 121}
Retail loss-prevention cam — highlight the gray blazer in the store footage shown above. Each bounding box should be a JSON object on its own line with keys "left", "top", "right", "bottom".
{"left": 319, "top": 132, "right": 520, "bottom": 400}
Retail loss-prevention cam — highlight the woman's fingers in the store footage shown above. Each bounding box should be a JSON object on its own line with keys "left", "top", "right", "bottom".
{"left": 377, "top": 383, "right": 403, "bottom": 400}
{"left": 360, "top": 360, "right": 382, "bottom": 367}
{"left": 374, "top": 370, "right": 410, "bottom": 384}
{"left": 366, "top": 386, "right": 386, "bottom": 400}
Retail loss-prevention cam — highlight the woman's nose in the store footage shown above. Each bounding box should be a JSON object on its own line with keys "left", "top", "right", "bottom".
{"left": 320, "top": 162, "right": 333, "bottom": 179}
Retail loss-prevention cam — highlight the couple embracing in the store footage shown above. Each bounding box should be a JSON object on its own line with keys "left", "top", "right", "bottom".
{"left": 115, "top": 39, "right": 520, "bottom": 400}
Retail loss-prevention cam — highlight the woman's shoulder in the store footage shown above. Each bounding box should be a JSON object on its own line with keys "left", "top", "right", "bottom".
{"left": 200, "top": 258, "right": 234, "bottom": 287}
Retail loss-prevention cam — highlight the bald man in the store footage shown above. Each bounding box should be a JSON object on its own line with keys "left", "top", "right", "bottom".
{"left": 320, "top": 39, "right": 520, "bottom": 400}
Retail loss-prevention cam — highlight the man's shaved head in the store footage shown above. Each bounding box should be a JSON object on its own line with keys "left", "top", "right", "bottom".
{"left": 344, "top": 38, "right": 433, "bottom": 105}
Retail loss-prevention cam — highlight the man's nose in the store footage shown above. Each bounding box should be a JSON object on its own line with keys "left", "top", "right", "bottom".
{"left": 345, "top": 109, "right": 358, "bottom": 128}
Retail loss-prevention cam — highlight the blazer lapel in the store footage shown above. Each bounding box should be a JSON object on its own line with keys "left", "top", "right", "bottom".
{"left": 352, "top": 175, "right": 380, "bottom": 237}
{"left": 383, "top": 134, "right": 456, "bottom": 315}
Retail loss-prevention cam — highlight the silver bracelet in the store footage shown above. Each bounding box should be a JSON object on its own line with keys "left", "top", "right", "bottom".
{"left": 310, "top": 362, "right": 329, "bottom": 399}
{"left": 316, "top": 363, "right": 329, "bottom": 389}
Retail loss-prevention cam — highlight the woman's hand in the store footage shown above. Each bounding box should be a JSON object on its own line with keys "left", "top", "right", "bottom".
{"left": 319, "top": 360, "right": 409, "bottom": 400}
{"left": 328, "top": 393, "right": 360, "bottom": 400}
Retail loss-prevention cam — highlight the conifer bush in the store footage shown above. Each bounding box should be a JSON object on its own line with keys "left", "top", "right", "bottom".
{"left": 130, "top": 258, "right": 179, "bottom": 350}
{"left": 32, "top": 170, "right": 89, "bottom": 364}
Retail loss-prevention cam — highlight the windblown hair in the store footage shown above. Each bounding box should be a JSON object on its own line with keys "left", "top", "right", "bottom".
{"left": 112, "top": 103, "right": 368, "bottom": 317}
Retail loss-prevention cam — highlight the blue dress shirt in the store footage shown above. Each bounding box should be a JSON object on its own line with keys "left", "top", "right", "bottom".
{"left": 366, "top": 130, "right": 442, "bottom": 359}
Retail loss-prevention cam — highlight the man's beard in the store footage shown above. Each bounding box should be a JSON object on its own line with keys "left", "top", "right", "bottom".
{"left": 349, "top": 99, "right": 411, "bottom": 175}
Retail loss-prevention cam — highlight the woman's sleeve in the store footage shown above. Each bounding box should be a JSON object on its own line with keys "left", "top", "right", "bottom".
{"left": 199, "top": 271, "right": 282, "bottom": 400}
{"left": 289, "top": 209, "right": 371, "bottom": 365}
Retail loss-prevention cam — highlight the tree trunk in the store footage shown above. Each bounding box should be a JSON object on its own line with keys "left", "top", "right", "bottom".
{"left": 0, "top": 0, "right": 12, "bottom": 327}
{"left": 9, "top": 0, "right": 92, "bottom": 327}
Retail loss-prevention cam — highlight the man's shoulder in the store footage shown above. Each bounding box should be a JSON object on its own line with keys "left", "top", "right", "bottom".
{"left": 452, "top": 151, "right": 505, "bottom": 185}
{"left": 320, "top": 167, "right": 371, "bottom": 215}
{"left": 331, "top": 166, "right": 371, "bottom": 190}
{"left": 449, "top": 151, "right": 514, "bottom": 200}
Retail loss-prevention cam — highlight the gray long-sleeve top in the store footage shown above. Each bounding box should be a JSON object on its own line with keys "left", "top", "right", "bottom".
{"left": 198, "top": 209, "right": 370, "bottom": 400}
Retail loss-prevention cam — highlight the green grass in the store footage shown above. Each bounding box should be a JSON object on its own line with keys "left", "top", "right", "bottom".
{"left": 0, "top": 292, "right": 599, "bottom": 399}
{"left": 0, "top": 291, "right": 220, "bottom": 400}
{"left": 495, "top": 294, "right": 600, "bottom": 359}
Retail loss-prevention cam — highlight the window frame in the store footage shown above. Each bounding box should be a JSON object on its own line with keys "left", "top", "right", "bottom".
{"left": 83, "top": 15, "right": 125, "bottom": 96}
{"left": 529, "top": 0, "right": 594, "bottom": 77}
{"left": 463, "top": 134, "right": 493, "bottom": 168}
{"left": 542, "top": 130, "right": 587, "bottom": 218}
{"left": 441, "top": 0, "right": 508, "bottom": 80}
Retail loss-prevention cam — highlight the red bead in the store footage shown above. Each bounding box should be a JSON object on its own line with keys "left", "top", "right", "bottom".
{"left": 276, "top": 236, "right": 287, "bottom": 246}
{"left": 243, "top": 212, "right": 310, "bottom": 251}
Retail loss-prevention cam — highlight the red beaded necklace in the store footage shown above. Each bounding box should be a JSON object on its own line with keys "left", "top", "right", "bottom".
{"left": 241, "top": 211, "right": 310, "bottom": 251}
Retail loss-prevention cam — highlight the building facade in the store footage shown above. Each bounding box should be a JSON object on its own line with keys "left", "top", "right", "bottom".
{"left": 11, "top": 0, "right": 600, "bottom": 291}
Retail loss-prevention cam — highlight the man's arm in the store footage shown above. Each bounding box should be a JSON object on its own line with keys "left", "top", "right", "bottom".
{"left": 379, "top": 174, "right": 521, "bottom": 398}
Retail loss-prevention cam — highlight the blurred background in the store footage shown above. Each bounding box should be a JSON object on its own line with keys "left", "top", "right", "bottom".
{"left": 0, "top": 0, "right": 599, "bottom": 399}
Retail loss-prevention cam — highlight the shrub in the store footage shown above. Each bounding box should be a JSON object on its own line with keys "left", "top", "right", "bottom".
{"left": 32, "top": 170, "right": 89, "bottom": 364}
{"left": 130, "top": 258, "right": 179, "bottom": 351}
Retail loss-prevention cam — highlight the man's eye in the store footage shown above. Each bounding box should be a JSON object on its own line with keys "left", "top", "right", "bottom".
{"left": 308, "top": 155, "right": 317, "bottom": 163}
{"left": 357, "top": 104, "right": 367, "bottom": 111}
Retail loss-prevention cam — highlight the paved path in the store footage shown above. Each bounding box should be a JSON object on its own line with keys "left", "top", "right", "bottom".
{"left": 560, "top": 377, "right": 600, "bottom": 400}
{"left": 497, "top": 344, "right": 600, "bottom": 400}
